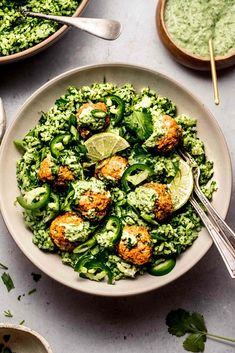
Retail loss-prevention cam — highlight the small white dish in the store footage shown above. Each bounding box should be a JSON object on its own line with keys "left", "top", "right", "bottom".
{"left": 0, "top": 63, "right": 232, "bottom": 296}
{"left": 0, "top": 324, "right": 53, "bottom": 353}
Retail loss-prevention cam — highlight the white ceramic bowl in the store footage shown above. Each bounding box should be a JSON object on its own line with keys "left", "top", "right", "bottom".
{"left": 0, "top": 324, "right": 53, "bottom": 353}
{"left": 0, "top": 64, "right": 232, "bottom": 296}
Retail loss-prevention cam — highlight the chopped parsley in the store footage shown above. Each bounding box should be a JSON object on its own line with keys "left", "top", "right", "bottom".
{"left": 3, "top": 310, "right": 13, "bottom": 318}
{"left": 1, "top": 273, "right": 15, "bottom": 292}
{"left": 0, "top": 263, "right": 8, "bottom": 270}
{"left": 28, "top": 288, "right": 36, "bottom": 295}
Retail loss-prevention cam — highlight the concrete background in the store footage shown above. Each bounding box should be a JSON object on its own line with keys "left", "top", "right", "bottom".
{"left": 0, "top": 1, "right": 235, "bottom": 352}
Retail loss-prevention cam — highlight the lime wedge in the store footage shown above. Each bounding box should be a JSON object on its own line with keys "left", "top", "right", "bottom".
{"left": 84, "top": 132, "right": 130, "bottom": 162}
{"left": 168, "top": 158, "right": 194, "bottom": 211}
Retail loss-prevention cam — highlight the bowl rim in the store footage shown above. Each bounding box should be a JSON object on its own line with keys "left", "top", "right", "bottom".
{"left": 0, "top": 63, "right": 232, "bottom": 296}
{"left": 0, "top": 0, "right": 89, "bottom": 64}
{"left": 0, "top": 323, "right": 53, "bottom": 353}
{"left": 158, "top": 0, "right": 235, "bottom": 63}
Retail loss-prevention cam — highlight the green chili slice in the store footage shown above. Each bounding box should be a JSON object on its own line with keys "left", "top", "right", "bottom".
{"left": 50, "top": 134, "right": 71, "bottom": 158}
{"left": 17, "top": 184, "right": 50, "bottom": 210}
{"left": 73, "top": 237, "right": 97, "bottom": 254}
{"left": 148, "top": 258, "right": 176, "bottom": 276}
{"left": 91, "top": 109, "right": 107, "bottom": 118}
{"left": 105, "top": 216, "right": 122, "bottom": 245}
{"left": 105, "top": 95, "right": 124, "bottom": 124}
{"left": 75, "top": 255, "right": 113, "bottom": 284}
{"left": 121, "top": 163, "right": 154, "bottom": 192}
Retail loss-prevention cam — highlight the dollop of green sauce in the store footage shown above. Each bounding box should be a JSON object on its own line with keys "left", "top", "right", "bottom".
{"left": 164, "top": 0, "right": 235, "bottom": 57}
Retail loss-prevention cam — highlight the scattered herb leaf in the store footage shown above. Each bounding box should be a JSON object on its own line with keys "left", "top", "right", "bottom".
{"left": 31, "top": 273, "right": 41, "bottom": 282}
{"left": 19, "top": 320, "right": 25, "bottom": 325}
{"left": 166, "top": 309, "right": 235, "bottom": 352}
{"left": 124, "top": 111, "right": 153, "bottom": 141}
{"left": 28, "top": 288, "right": 36, "bottom": 295}
{"left": 3, "top": 310, "right": 13, "bottom": 318}
{"left": 0, "top": 263, "right": 8, "bottom": 270}
{"left": 3, "top": 336, "right": 10, "bottom": 343}
{"left": 183, "top": 333, "right": 206, "bottom": 352}
{"left": 1, "top": 273, "right": 15, "bottom": 292}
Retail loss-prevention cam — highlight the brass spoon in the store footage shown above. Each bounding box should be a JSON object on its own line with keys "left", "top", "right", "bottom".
{"left": 208, "top": 38, "right": 220, "bottom": 105}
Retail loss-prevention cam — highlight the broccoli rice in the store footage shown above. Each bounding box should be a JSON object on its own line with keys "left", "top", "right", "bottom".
{"left": 0, "top": 0, "right": 81, "bottom": 56}
{"left": 15, "top": 82, "right": 216, "bottom": 284}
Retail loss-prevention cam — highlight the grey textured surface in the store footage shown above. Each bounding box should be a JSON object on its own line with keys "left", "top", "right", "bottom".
{"left": 0, "top": 1, "right": 235, "bottom": 352}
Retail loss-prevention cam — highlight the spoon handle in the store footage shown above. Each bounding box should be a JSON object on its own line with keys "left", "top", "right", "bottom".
{"left": 23, "top": 11, "right": 122, "bottom": 41}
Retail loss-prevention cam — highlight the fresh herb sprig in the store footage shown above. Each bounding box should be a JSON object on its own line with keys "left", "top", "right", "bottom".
{"left": 166, "top": 308, "right": 235, "bottom": 352}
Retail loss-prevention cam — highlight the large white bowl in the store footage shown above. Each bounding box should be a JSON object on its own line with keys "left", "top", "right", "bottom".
{"left": 0, "top": 64, "right": 232, "bottom": 296}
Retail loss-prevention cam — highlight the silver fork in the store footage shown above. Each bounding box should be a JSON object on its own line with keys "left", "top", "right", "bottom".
{"left": 190, "top": 195, "right": 235, "bottom": 278}
{"left": 178, "top": 148, "right": 235, "bottom": 277}
{"left": 179, "top": 148, "right": 235, "bottom": 249}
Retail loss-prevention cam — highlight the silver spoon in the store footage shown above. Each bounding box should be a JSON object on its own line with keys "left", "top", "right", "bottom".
{"left": 22, "top": 10, "right": 122, "bottom": 41}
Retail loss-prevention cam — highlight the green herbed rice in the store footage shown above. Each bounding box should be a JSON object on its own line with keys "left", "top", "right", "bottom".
{"left": 0, "top": 0, "right": 80, "bottom": 56}
{"left": 15, "top": 83, "right": 217, "bottom": 283}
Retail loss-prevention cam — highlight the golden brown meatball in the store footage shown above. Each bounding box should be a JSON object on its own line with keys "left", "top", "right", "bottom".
{"left": 95, "top": 156, "right": 128, "bottom": 182}
{"left": 49, "top": 212, "right": 83, "bottom": 252}
{"left": 144, "top": 182, "right": 173, "bottom": 221}
{"left": 156, "top": 115, "right": 182, "bottom": 153}
{"left": 77, "top": 191, "right": 111, "bottom": 221}
{"left": 56, "top": 166, "right": 74, "bottom": 186}
{"left": 76, "top": 102, "right": 110, "bottom": 139}
{"left": 38, "top": 155, "right": 54, "bottom": 182}
{"left": 117, "top": 225, "right": 152, "bottom": 265}
{"left": 38, "top": 156, "right": 74, "bottom": 186}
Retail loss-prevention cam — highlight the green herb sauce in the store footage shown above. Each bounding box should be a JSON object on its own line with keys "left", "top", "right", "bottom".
{"left": 165, "top": 0, "right": 235, "bottom": 57}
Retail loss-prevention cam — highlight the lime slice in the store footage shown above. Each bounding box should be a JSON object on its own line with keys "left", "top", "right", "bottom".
{"left": 84, "top": 132, "right": 130, "bottom": 162}
{"left": 168, "top": 158, "right": 194, "bottom": 211}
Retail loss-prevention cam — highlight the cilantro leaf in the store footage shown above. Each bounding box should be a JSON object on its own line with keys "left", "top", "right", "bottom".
{"left": 183, "top": 333, "right": 206, "bottom": 352}
{"left": 191, "top": 312, "right": 207, "bottom": 332}
{"left": 166, "top": 308, "right": 235, "bottom": 352}
{"left": 166, "top": 309, "right": 192, "bottom": 337}
{"left": 124, "top": 111, "right": 153, "bottom": 141}
{"left": 1, "top": 273, "right": 15, "bottom": 292}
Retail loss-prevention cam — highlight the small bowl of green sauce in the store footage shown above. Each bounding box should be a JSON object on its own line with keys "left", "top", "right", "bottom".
{"left": 156, "top": 0, "right": 235, "bottom": 71}
{"left": 0, "top": 324, "right": 53, "bottom": 353}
